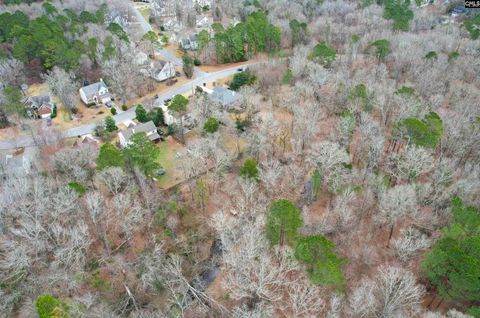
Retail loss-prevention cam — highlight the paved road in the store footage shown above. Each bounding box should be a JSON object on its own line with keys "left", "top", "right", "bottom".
{"left": 0, "top": 65, "right": 249, "bottom": 150}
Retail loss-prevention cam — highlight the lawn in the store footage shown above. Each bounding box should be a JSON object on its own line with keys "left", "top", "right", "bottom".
{"left": 138, "top": 6, "right": 151, "bottom": 21}
{"left": 155, "top": 136, "right": 184, "bottom": 189}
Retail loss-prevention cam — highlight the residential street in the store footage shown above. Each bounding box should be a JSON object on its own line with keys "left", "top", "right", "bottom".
{"left": 0, "top": 65, "right": 248, "bottom": 150}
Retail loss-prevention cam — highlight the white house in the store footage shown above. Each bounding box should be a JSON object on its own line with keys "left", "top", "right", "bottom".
{"left": 118, "top": 121, "right": 161, "bottom": 148}
{"left": 158, "top": 104, "right": 178, "bottom": 126}
{"left": 150, "top": 60, "right": 176, "bottom": 82}
{"left": 79, "top": 80, "right": 111, "bottom": 105}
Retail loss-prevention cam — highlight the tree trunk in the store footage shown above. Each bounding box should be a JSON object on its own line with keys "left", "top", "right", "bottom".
{"left": 387, "top": 223, "right": 395, "bottom": 248}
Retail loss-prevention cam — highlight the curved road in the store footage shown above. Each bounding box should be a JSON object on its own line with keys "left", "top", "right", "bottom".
{"left": 0, "top": 65, "right": 248, "bottom": 150}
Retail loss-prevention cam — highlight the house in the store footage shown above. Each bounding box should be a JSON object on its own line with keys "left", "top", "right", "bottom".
{"left": 24, "top": 95, "right": 55, "bottom": 119}
{"left": 118, "top": 121, "right": 161, "bottom": 148}
{"left": 179, "top": 34, "right": 198, "bottom": 50}
{"left": 79, "top": 80, "right": 111, "bottom": 106}
{"left": 194, "top": 0, "right": 212, "bottom": 7}
{"left": 150, "top": 60, "right": 176, "bottom": 82}
{"left": 196, "top": 16, "right": 213, "bottom": 29}
{"left": 208, "top": 86, "right": 242, "bottom": 109}
{"left": 158, "top": 104, "right": 178, "bottom": 126}
{"left": 1, "top": 148, "right": 34, "bottom": 177}
{"left": 73, "top": 135, "right": 99, "bottom": 148}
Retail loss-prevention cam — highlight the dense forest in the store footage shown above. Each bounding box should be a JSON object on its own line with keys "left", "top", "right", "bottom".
{"left": 0, "top": 0, "right": 479, "bottom": 317}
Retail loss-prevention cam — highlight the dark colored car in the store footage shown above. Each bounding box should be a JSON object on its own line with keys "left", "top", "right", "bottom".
{"left": 83, "top": 80, "right": 90, "bottom": 86}
{"left": 155, "top": 169, "right": 166, "bottom": 176}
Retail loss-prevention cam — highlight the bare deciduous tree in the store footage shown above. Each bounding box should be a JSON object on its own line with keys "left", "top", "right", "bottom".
{"left": 44, "top": 66, "right": 77, "bottom": 117}
{"left": 350, "top": 266, "right": 425, "bottom": 318}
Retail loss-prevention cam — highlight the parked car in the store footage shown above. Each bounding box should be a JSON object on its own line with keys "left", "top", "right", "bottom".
{"left": 83, "top": 80, "right": 90, "bottom": 86}
{"left": 237, "top": 68, "right": 243, "bottom": 71}
{"left": 105, "top": 101, "right": 113, "bottom": 108}
{"left": 155, "top": 168, "right": 166, "bottom": 176}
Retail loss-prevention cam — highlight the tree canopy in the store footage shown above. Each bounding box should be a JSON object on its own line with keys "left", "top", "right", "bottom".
{"left": 203, "top": 117, "right": 220, "bottom": 134}
{"left": 309, "top": 42, "right": 337, "bottom": 67}
{"left": 135, "top": 105, "right": 149, "bottom": 123}
{"left": 212, "top": 11, "right": 281, "bottom": 63}
{"left": 169, "top": 95, "right": 189, "bottom": 114}
{"left": 295, "top": 234, "right": 346, "bottom": 288}
{"left": 266, "top": 199, "right": 303, "bottom": 246}
{"left": 422, "top": 197, "right": 480, "bottom": 303}
{"left": 401, "top": 112, "right": 443, "bottom": 149}
{"left": 123, "top": 132, "right": 161, "bottom": 176}
{"left": 239, "top": 158, "right": 259, "bottom": 180}
{"left": 380, "top": 0, "right": 414, "bottom": 31}
{"left": 96, "top": 143, "right": 125, "bottom": 170}
{"left": 0, "top": 4, "right": 126, "bottom": 71}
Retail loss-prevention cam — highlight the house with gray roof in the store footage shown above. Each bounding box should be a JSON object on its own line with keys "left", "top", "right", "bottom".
{"left": 24, "top": 95, "right": 55, "bottom": 119}
{"left": 208, "top": 86, "right": 242, "bottom": 109}
{"left": 118, "top": 121, "right": 161, "bottom": 148}
{"left": 79, "top": 79, "right": 111, "bottom": 106}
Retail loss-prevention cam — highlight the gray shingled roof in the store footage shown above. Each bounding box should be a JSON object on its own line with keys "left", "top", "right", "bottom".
{"left": 25, "top": 95, "right": 53, "bottom": 110}
{"left": 209, "top": 87, "right": 242, "bottom": 108}
{"left": 80, "top": 81, "right": 108, "bottom": 99}
{"left": 120, "top": 121, "right": 159, "bottom": 143}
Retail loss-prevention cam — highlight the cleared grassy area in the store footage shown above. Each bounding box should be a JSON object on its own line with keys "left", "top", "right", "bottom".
{"left": 138, "top": 7, "right": 151, "bottom": 21}
{"left": 155, "top": 136, "right": 184, "bottom": 189}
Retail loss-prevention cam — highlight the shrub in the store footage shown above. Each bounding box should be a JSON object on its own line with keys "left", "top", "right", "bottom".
{"left": 424, "top": 51, "right": 438, "bottom": 60}
{"left": 239, "top": 158, "right": 259, "bottom": 180}
{"left": 121, "top": 104, "right": 128, "bottom": 111}
{"left": 110, "top": 107, "right": 117, "bottom": 115}
{"left": 50, "top": 105, "right": 57, "bottom": 119}
{"left": 203, "top": 117, "right": 219, "bottom": 133}
{"left": 36, "top": 294, "right": 68, "bottom": 318}
{"left": 229, "top": 70, "right": 256, "bottom": 90}
{"left": 193, "top": 58, "right": 201, "bottom": 66}
{"left": 67, "top": 182, "right": 86, "bottom": 195}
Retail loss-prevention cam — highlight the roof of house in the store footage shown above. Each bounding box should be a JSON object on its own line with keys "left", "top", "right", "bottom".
{"left": 120, "top": 121, "right": 159, "bottom": 143}
{"left": 80, "top": 80, "right": 108, "bottom": 99}
{"left": 25, "top": 95, "right": 54, "bottom": 110}
{"left": 209, "top": 86, "right": 242, "bottom": 107}
{"left": 151, "top": 60, "right": 168, "bottom": 73}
